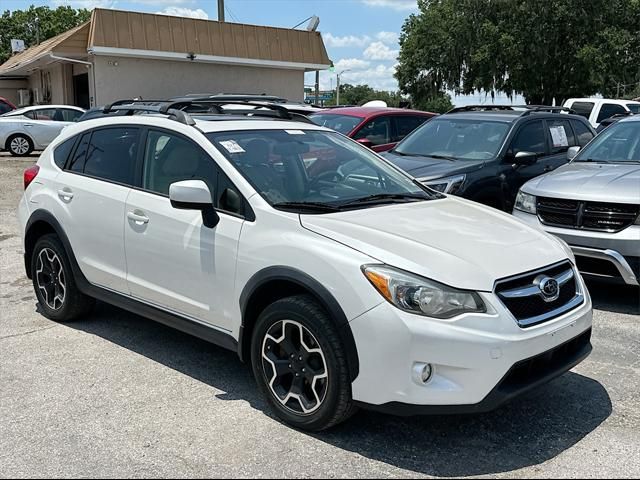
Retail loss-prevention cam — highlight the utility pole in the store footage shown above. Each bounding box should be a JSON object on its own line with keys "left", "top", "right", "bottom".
{"left": 336, "top": 69, "right": 350, "bottom": 106}
{"left": 315, "top": 70, "right": 319, "bottom": 105}
{"left": 218, "top": 0, "right": 225, "bottom": 22}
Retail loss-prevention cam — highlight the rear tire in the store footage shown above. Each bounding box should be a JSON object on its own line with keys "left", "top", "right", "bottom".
{"left": 7, "top": 134, "right": 33, "bottom": 156}
{"left": 251, "top": 294, "right": 357, "bottom": 431}
{"left": 31, "top": 234, "right": 94, "bottom": 322}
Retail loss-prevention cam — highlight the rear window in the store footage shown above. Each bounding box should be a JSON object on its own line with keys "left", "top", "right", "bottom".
{"left": 570, "top": 102, "right": 594, "bottom": 119}
{"left": 309, "top": 114, "right": 362, "bottom": 135}
{"left": 53, "top": 137, "right": 77, "bottom": 169}
{"left": 83, "top": 128, "right": 139, "bottom": 185}
{"left": 626, "top": 104, "right": 640, "bottom": 114}
{"left": 597, "top": 103, "right": 627, "bottom": 123}
{"left": 571, "top": 120, "right": 594, "bottom": 147}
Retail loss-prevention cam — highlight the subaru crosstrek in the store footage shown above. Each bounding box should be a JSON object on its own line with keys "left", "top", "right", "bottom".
{"left": 18, "top": 102, "right": 593, "bottom": 431}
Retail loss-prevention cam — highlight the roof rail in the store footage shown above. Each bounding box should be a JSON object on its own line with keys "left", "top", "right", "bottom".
{"left": 446, "top": 105, "right": 516, "bottom": 114}
{"left": 102, "top": 102, "right": 196, "bottom": 126}
{"left": 162, "top": 99, "right": 295, "bottom": 120}
{"left": 519, "top": 105, "right": 577, "bottom": 115}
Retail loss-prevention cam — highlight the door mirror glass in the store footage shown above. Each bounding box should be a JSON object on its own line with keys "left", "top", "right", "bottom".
{"left": 169, "top": 180, "right": 219, "bottom": 228}
{"left": 567, "top": 146, "right": 581, "bottom": 161}
{"left": 513, "top": 151, "right": 538, "bottom": 165}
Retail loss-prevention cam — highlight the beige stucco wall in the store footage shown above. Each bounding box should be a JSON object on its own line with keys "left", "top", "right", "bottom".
{"left": 26, "top": 63, "right": 74, "bottom": 105}
{"left": 0, "top": 78, "right": 28, "bottom": 105}
{"left": 92, "top": 56, "right": 305, "bottom": 105}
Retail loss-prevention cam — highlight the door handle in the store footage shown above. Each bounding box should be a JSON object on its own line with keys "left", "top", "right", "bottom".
{"left": 24, "top": 124, "right": 34, "bottom": 127}
{"left": 57, "top": 188, "right": 74, "bottom": 201}
{"left": 127, "top": 211, "right": 149, "bottom": 224}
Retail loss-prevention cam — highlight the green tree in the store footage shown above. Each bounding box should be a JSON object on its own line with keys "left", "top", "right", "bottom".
{"left": 0, "top": 5, "right": 91, "bottom": 64}
{"left": 396, "top": 0, "right": 640, "bottom": 106}
{"left": 327, "top": 83, "right": 407, "bottom": 107}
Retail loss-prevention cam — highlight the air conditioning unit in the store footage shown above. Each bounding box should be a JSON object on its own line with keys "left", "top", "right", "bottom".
{"left": 17, "top": 89, "right": 30, "bottom": 106}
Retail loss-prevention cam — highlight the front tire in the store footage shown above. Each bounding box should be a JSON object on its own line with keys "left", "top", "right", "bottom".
{"left": 7, "top": 134, "right": 34, "bottom": 156}
{"left": 251, "top": 295, "right": 356, "bottom": 431}
{"left": 31, "top": 234, "right": 94, "bottom": 322}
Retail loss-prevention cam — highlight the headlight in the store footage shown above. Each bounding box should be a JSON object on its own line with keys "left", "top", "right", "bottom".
{"left": 362, "top": 265, "right": 486, "bottom": 319}
{"left": 514, "top": 190, "right": 537, "bottom": 214}
{"left": 419, "top": 174, "right": 466, "bottom": 194}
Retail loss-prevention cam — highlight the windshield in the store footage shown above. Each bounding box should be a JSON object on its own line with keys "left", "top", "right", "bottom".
{"left": 626, "top": 104, "right": 640, "bottom": 114}
{"left": 574, "top": 120, "right": 640, "bottom": 163}
{"left": 308, "top": 113, "right": 363, "bottom": 135}
{"left": 206, "top": 129, "right": 440, "bottom": 212}
{"left": 394, "top": 118, "right": 510, "bottom": 160}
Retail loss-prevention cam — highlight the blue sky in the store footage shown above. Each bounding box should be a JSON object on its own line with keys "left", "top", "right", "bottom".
{"left": 6, "top": 0, "right": 520, "bottom": 105}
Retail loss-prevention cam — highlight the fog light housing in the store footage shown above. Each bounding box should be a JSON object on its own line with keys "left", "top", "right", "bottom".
{"left": 412, "top": 362, "right": 433, "bottom": 385}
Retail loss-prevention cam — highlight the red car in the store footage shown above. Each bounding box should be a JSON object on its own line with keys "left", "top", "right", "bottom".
{"left": 309, "top": 106, "right": 436, "bottom": 152}
{"left": 0, "top": 97, "right": 16, "bottom": 115}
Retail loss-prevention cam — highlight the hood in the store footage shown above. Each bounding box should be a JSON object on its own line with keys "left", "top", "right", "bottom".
{"left": 523, "top": 162, "right": 640, "bottom": 204}
{"left": 381, "top": 151, "right": 484, "bottom": 179}
{"left": 300, "top": 197, "right": 568, "bottom": 291}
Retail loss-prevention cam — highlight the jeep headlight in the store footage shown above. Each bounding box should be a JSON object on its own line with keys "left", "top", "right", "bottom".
{"left": 362, "top": 265, "right": 486, "bottom": 319}
{"left": 419, "top": 174, "right": 466, "bottom": 194}
{"left": 514, "top": 190, "right": 537, "bottom": 214}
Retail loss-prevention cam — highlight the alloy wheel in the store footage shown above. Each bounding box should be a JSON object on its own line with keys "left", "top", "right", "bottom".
{"left": 10, "top": 137, "right": 30, "bottom": 155}
{"left": 36, "top": 248, "right": 66, "bottom": 310}
{"left": 261, "top": 320, "right": 329, "bottom": 415}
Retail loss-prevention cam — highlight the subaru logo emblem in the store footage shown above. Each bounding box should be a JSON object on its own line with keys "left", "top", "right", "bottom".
{"left": 535, "top": 275, "right": 560, "bottom": 302}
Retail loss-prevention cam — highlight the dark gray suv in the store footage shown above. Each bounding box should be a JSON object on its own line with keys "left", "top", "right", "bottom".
{"left": 381, "top": 106, "right": 596, "bottom": 211}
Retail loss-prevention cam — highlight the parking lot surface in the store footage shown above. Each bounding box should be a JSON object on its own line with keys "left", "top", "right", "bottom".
{"left": 1, "top": 152, "right": 639, "bottom": 478}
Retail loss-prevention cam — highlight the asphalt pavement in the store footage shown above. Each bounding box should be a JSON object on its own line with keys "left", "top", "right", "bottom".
{"left": 1, "top": 153, "right": 639, "bottom": 478}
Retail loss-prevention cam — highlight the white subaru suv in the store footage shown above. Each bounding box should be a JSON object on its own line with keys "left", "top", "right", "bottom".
{"left": 18, "top": 102, "right": 593, "bottom": 431}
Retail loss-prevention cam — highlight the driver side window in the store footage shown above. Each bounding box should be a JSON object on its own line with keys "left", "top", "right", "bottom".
{"left": 354, "top": 117, "right": 391, "bottom": 146}
{"left": 510, "top": 121, "right": 547, "bottom": 156}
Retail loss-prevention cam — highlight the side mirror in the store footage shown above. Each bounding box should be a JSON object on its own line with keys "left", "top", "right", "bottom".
{"left": 567, "top": 146, "right": 581, "bottom": 161}
{"left": 356, "top": 138, "right": 374, "bottom": 149}
{"left": 169, "top": 180, "right": 219, "bottom": 228}
{"left": 513, "top": 151, "right": 538, "bottom": 166}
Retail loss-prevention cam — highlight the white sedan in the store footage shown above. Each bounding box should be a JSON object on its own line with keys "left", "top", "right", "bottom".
{"left": 0, "top": 105, "right": 85, "bottom": 156}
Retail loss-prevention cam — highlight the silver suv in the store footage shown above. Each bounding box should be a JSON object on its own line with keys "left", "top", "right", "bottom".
{"left": 514, "top": 115, "right": 640, "bottom": 286}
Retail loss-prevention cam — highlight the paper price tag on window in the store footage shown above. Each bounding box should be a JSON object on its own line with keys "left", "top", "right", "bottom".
{"left": 285, "top": 130, "right": 306, "bottom": 135}
{"left": 549, "top": 126, "right": 569, "bottom": 148}
{"left": 219, "top": 140, "right": 245, "bottom": 154}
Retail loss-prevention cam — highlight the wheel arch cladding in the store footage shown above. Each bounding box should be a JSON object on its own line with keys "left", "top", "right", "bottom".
{"left": 24, "top": 210, "right": 80, "bottom": 281}
{"left": 238, "top": 266, "right": 360, "bottom": 381}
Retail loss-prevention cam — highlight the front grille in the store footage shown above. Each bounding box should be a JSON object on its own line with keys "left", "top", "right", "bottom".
{"left": 495, "top": 261, "right": 584, "bottom": 328}
{"left": 537, "top": 197, "right": 639, "bottom": 233}
{"left": 497, "top": 328, "right": 592, "bottom": 394}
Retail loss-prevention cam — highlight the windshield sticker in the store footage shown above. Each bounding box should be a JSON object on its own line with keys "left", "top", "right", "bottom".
{"left": 219, "top": 140, "right": 246, "bottom": 154}
{"left": 549, "top": 126, "right": 569, "bottom": 148}
{"left": 285, "top": 130, "right": 306, "bottom": 135}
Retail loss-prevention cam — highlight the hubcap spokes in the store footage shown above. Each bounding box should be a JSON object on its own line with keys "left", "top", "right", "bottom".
{"left": 35, "top": 248, "right": 66, "bottom": 310}
{"left": 11, "top": 138, "right": 29, "bottom": 155}
{"left": 261, "top": 320, "right": 328, "bottom": 415}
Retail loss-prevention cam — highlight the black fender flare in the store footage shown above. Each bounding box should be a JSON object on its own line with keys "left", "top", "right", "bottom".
{"left": 238, "top": 266, "right": 360, "bottom": 381}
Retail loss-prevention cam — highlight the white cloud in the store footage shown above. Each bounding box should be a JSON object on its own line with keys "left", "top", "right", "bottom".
{"left": 340, "top": 64, "right": 399, "bottom": 90}
{"left": 137, "top": 0, "right": 195, "bottom": 4}
{"left": 156, "top": 7, "right": 209, "bottom": 19}
{"left": 361, "top": 0, "right": 417, "bottom": 10}
{"left": 334, "top": 58, "right": 371, "bottom": 71}
{"left": 376, "top": 31, "right": 399, "bottom": 45}
{"left": 323, "top": 33, "right": 371, "bottom": 48}
{"left": 363, "top": 41, "right": 399, "bottom": 61}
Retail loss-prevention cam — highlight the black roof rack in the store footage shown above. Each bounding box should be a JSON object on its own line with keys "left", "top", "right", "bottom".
{"left": 519, "top": 105, "right": 577, "bottom": 115}
{"left": 446, "top": 105, "right": 516, "bottom": 114}
{"left": 100, "top": 99, "right": 315, "bottom": 126}
{"left": 445, "top": 104, "right": 577, "bottom": 116}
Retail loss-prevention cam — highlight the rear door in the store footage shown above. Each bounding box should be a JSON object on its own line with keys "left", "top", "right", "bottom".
{"left": 24, "top": 108, "right": 72, "bottom": 147}
{"left": 55, "top": 126, "right": 140, "bottom": 293}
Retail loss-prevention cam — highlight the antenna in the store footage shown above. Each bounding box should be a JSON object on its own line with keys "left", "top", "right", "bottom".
{"left": 307, "top": 15, "right": 320, "bottom": 31}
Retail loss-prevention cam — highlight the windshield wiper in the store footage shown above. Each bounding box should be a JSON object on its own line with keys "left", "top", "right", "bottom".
{"left": 272, "top": 201, "right": 342, "bottom": 213}
{"left": 575, "top": 158, "right": 608, "bottom": 163}
{"left": 393, "top": 151, "right": 457, "bottom": 161}
{"left": 426, "top": 154, "right": 457, "bottom": 162}
{"left": 339, "top": 193, "right": 428, "bottom": 207}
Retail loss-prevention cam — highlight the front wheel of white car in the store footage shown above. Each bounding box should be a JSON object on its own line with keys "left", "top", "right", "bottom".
{"left": 7, "top": 134, "right": 34, "bottom": 156}
{"left": 251, "top": 295, "right": 357, "bottom": 431}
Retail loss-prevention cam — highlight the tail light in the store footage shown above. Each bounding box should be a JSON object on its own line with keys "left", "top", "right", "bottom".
{"left": 23, "top": 165, "right": 40, "bottom": 190}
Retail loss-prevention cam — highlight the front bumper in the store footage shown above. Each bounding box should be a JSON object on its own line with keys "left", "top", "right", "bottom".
{"left": 513, "top": 210, "right": 640, "bottom": 285}
{"left": 349, "top": 279, "right": 593, "bottom": 410}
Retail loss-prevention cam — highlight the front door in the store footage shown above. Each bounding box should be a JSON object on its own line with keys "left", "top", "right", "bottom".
{"left": 124, "top": 129, "right": 243, "bottom": 331}
{"left": 73, "top": 74, "right": 90, "bottom": 109}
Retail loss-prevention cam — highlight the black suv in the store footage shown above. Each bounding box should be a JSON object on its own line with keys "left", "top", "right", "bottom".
{"left": 381, "top": 106, "right": 596, "bottom": 211}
